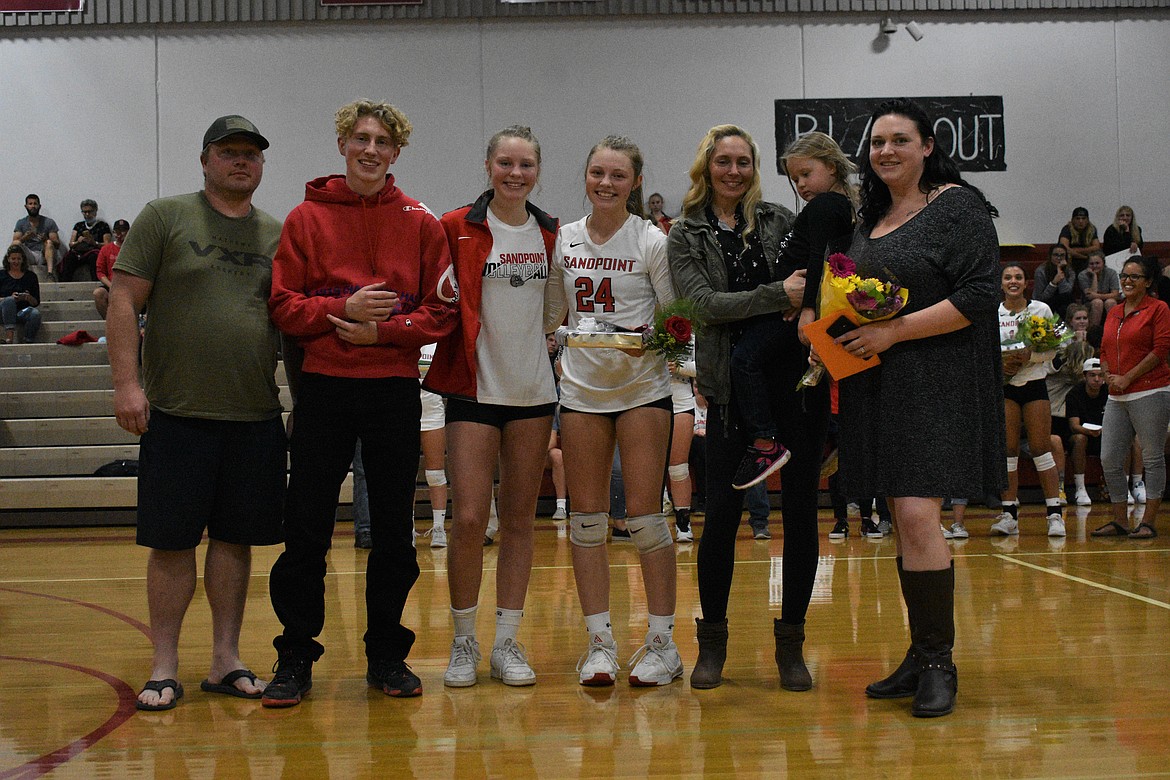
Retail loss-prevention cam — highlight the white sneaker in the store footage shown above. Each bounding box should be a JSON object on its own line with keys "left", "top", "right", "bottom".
{"left": 490, "top": 638, "right": 536, "bottom": 686}
{"left": 950, "top": 522, "right": 969, "bottom": 539}
{"left": 428, "top": 523, "right": 447, "bottom": 548}
{"left": 628, "top": 641, "right": 684, "bottom": 687}
{"left": 1132, "top": 481, "right": 1147, "bottom": 503}
{"left": 552, "top": 507, "right": 568, "bottom": 521}
{"left": 990, "top": 512, "right": 1019, "bottom": 536}
{"left": 1074, "top": 488, "right": 1092, "bottom": 506}
{"left": 577, "top": 636, "right": 619, "bottom": 686}
{"left": 1127, "top": 490, "right": 1135, "bottom": 505}
{"left": 443, "top": 636, "right": 481, "bottom": 687}
{"left": 941, "top": 524, "right": 954, "bottom": 540}
{"left": 676, "top": 526, "right": 694, "bottom": 543}
{"left": 1047, "top": 513, "right": 1066, "bottom": 537}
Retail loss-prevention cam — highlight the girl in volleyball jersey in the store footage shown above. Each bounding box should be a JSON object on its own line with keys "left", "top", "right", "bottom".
{"left": 544, "top": 136, "right": 681, "bottom": 686}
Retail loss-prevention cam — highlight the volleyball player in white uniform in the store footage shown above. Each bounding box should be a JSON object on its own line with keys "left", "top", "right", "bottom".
{"left": 426, "top": 127, "right": 560, "bottom": 687}
{"left": 668, "top": 354, "right": 697, "bottom": 542}
{"left": 544, "top": 136, "right": 682, "bottom": 686}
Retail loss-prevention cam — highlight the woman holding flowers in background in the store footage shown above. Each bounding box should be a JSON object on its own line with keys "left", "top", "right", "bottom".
{"left": 832, "top": 99, "right": 1003, "bottom": 718}
{"left": 1091, "top": 256, "right": 1170, "bottom": 539}
{"left": 994, "top": 263, "right": 1067, "bottom": 539}
{"left": 544, "top": 136, "right": 682, "bottom": 687}
{"left": 668, "top": 125, "right": 829, "bottom": 692}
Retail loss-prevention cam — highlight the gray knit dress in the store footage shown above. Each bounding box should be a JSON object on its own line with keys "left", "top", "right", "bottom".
{"left": 838, "top": 186, "right": 1007, "bottom": 499}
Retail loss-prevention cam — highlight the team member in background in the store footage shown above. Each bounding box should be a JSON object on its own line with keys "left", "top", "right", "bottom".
{"left": 668, "top": 355, "right": 697, "bottom": 542}
{"left": 264, "top": 99, "right": 457, "bottom": 707}
{"left": 994, "top": 263, "right": 1066, "bottom": 538}
{"left": 425, "top": 125, "right": 559, "bottom": 687}
{"left": 93, "top": 219, "right": 130, "bottom": 319}
{"left": 108, "top": 115, "right": 284, "bottom": 710}
{"left": 545, "top": 136, "right": 681, "bottom": 687}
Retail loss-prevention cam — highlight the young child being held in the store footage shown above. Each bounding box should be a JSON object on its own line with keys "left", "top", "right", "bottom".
{"left": 731, "top": 131, "right": 856, "bottom": 490}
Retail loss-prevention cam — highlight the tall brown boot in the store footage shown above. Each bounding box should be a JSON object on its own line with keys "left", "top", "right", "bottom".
{"left": 689, "top": 618, "right": 728, "bottom": 689}
{"left": 866, "top": 557, "right": 918, "bottom": 699}
{"left": 774, "top": 619, "right": 812, "bottom": 691}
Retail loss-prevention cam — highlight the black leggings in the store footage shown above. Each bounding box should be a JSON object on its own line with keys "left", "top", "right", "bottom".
{"left": 699, "top": 377, "right": 829, "bottom": 624}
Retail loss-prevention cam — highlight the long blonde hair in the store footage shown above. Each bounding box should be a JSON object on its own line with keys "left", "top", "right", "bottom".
{"left": 1112, "top": 205, "right": 1142, "bottom": 244}
{"left": 780, "top": 131, "right": 858, "bottom": 209}
{"left": 681, "top": 125, "right": 763, "bottom": 237}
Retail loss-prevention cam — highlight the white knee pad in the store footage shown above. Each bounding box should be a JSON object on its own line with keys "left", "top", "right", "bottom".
{"left": 425, "top": 469, "right": 447, "bottom": 487}
{"left": 626, "top": 512, "right": 674, "bottom": 555}
{"left": 1006, "top": 456, "right": 1019, "bottom": 473}
{"left": 1032, "top": 451, "right": 1057, "bottom": 472}
{"left": 570, "top": 512, "right": 608, "bottom": 547}
{"left": 667, "top": 463, "right": 690, "bottom": 482}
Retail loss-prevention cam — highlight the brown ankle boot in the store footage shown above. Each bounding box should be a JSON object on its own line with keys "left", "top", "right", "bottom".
{"left": 689, "top": 618, "right": 728, "bottom": 689}
{"left": 774, "top": 619, "right": 812, "bottom": 691}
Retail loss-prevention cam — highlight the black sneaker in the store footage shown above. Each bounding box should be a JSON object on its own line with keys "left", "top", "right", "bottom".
{"left": 751, "top": 522, "right": 772, "bottom": 540}
{"left": 860, "top": 519, "right": 884, "bottom": 539}
{"left": 828, "top": 519, "right": 849, "bottom": 539}
{"left": 732, "top": 443, "right": 792, "bottom": 490}
{"left": 367, "top": 658, "right": 422, "bottom": 698}
{"left": 262, "top": 652, "right": 313, "bottom": 708}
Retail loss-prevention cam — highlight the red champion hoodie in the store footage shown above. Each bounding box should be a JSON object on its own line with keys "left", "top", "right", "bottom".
{"left": 269, "top": 174, "right": 459, "bottom": 379}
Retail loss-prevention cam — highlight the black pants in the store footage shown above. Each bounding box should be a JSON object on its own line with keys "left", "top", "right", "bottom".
{"left": 699, "top": 367, "right": 829, "bottom": 624}
{"left": 270, "top": 372, "right": 422, "bottom": 663}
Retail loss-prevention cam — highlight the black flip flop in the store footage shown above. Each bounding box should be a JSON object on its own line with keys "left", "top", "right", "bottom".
{"left": 1128, "top": 522, "right": 1158, "bottom": 539}
{"left": 200, "top": 668, "right": 263, "bottom": 699}
{"left": 137, "top": 679, "right": 184, "bottom": 711}
{"left": 1091, "top": 521, "right": 1130, "bottom": 537}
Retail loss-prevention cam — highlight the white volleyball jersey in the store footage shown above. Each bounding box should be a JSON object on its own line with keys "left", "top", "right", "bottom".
{"left": 544, "top": 213, "right": 675, "bottom": 413}
{"left": 475, "top": 211, "right": 558, "bottom": 406}
{"left": 999, "top": 299, "right": 1056, "bottom": 387}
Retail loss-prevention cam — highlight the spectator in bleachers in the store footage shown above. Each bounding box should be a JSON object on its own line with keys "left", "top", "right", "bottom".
{"left": 1092, "top": 257, "right": 1170, "bottom": 539}
{"left": 2, "top": 244, "right": 41, "bottom": 343}
{"left": 93, "top": 219, "right": 129, "bottom": 319}
{"left": 59, "top": 199, "right": 111, "bottom": 281}
{"left": 647, "top": 192, "right": 673, "bottom": 235}
{"left": 1058, "top": 206, "right": 1101, "bottom": 273}
{"left": 1077, "top": 249, "right": 1120, "bottom": 330}
{"left": 1068, "top": 358, "right": 1108, "bottom": 506}
{"left": 11, "top": 194, "right": 59, "bottom": 281}
{"left": 1102, "top": 205, "right": 1143, "bottom": 256}
{"left": 1033, "top": 244, "right": 1076, "bottom": 315}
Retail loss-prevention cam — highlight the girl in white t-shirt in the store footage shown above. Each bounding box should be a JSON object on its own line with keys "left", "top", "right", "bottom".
{"left": 426, "top": 126, "right": 560, "bottom": 688}
{"left": 544, "top": 136, "right": 680, "bottom": 687}
{"left": 995, "top": 263, "right": 1065, "bottom": 537}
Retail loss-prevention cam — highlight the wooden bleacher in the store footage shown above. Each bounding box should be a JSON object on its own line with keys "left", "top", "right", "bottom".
{"left": 0, "top": 281, "right": 434, "bottom": 529}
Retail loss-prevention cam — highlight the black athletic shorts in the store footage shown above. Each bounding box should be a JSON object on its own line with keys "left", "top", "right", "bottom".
{"left": 136, "top": 409, "right": 287, "bottom": 550}
{"left": 445, "top": 398, "right": 556, "bottom": 430}
{"left": 560, "top": 395, "right": 673, "bottom": 420}
{"left": 1003, "top": 378, "right": 1049, "bottom": 407}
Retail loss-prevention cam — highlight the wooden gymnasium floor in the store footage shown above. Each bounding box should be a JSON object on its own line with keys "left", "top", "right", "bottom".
{"left": 2, "top": 504, "right": 1169, "bottom": 779}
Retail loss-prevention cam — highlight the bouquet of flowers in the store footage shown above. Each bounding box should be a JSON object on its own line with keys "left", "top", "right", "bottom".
{"left": 641, "top": 299, "right": 703, "bottom": 364}
{"left": 823, "top": 253, "right": 908, "bottom": 321}
{"left": 1017, "top": 313, "right": 1071, "bottom": 352}
{"left": 799, "top": 253, "right": 909, "bottom": 386}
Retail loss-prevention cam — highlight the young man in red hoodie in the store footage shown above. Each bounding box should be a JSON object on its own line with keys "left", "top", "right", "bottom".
{"left": 263, "top": 99, "right": 459, "bottom": 707}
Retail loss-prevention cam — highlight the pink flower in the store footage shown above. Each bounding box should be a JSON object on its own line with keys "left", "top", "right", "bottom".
{"left": 828, "top": 253, "right": 856, "bottom": 278}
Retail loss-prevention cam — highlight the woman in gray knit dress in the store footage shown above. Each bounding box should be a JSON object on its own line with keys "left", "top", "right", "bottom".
{"left": 833, "top": 99, "right": 1005, "bottom": 718}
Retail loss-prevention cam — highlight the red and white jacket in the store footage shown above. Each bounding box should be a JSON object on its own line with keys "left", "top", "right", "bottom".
{"left": 423, "top": 189, "right": 558, "bottom": 400}
{"left": 1101, "top": 294, "right": 1170, "bottom": 395}
{"left": 269, "top": 174, "right": 458, "bottom": 379}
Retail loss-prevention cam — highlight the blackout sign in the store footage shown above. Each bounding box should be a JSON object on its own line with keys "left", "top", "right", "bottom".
{"left": 774, "top": 96, "right": 1006, "bottom": 174}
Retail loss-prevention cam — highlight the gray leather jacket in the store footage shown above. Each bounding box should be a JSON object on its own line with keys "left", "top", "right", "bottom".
{"left": 666, "top": 201, "right": 796, "bottom": 405}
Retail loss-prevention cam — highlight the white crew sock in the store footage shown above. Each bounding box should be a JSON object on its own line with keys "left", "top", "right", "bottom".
{"left": 451, "top": 605, "right": 477, "bottom": 639}
{"left": 494, "top": 608, "right": 523, "bottom": 648}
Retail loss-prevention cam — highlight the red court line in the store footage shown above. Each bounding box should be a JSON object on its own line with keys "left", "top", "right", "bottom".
{"left": 0, "top": 656, "right": 137, "bottom": 780}
{"left": 0, "top": 586, "right": 151, "bottom": 638}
